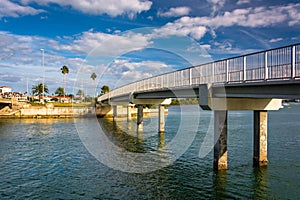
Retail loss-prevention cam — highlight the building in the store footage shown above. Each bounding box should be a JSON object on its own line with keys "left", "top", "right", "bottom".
{"left": 0, "top": 86, "right": 12, "bottom": 94}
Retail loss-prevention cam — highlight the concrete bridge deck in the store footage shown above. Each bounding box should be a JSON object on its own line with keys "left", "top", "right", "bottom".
{"left": 98, "top": 43, "right": 300, "bottom": 171}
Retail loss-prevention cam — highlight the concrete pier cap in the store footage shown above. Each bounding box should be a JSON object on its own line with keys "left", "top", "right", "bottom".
{"left": 199, "top": 84, "right": 282, "bottom": 111}
{"left": 130, "top": 98, "right": 172, "bottom": 105}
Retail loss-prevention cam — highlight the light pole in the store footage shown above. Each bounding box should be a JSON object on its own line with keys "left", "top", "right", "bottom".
{"left": 40, "top": 49, "right": 44, "bottom": 102}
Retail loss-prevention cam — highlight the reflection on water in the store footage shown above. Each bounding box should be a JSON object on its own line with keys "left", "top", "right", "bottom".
{"left": 0, "top": 105, "right": 299, "bottom": 199}
{"left": 212, "top": 171, "right": 227, "bottom": 199}
{"left": 253, "top": 167, "right": 269, "bottom": 199}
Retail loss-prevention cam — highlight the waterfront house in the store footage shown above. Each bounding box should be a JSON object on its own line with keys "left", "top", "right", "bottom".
{"left": 0, "top": 86, "right": 12, "bottom": 94}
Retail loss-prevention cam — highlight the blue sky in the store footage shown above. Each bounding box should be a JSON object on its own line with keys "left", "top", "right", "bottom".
{"left": 0, "top": 0, "right": 299, "bottom": 95}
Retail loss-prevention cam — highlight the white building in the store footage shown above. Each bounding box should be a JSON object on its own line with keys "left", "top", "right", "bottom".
{"left": 0, "top": 86, "right": 12, "bottom": 94}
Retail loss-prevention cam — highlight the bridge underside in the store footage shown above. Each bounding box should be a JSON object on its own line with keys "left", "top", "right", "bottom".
{"left": 98, "top": 80, "right": 300, "bottom": 171}
{"left": 100, "top": 80, "right": 300, "bottom": 106}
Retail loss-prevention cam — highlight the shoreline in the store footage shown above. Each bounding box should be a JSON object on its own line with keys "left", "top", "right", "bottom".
{"left": 0, "top": 105, "right": 168, "bottom": 119}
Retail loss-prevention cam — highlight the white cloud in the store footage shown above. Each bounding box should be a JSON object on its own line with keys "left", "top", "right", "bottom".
{"left": 269, "top": 38, "right": 283, "bottom": 43}
{"left": 153, "top": 3, "right": 300, "bottom": 41}
{"left": 0, "top": 31, "right": 97, "bottom": 94}
{"left": 153, "top": 17, "right": 207, "bottom": 40}
{"left": 55, "top": 30, "right": 152, "bottom": 56}
{"left": 237, "top": 0, "right": 250, "bottom": 5}
{"left": 21, "top": 0, "right": 152, "bottom": 18}
{"left": 158, "top": 6, "right": 191, "bottom": 18}
{"left": 106, "top": 59, "right": 172, "bottom": 86}
{"left": 0, "top": 0, "right": 44, "bottom": 18}
{"left": 206, "top": 4, "right": 300, "bottom": 28}
{"left": 207, "top": 0, "right": 227, "bottom": 15}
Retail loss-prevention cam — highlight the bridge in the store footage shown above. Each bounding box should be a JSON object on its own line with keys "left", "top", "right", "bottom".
{"left": 98, "top": 43, "right": 300, "bottom": 171}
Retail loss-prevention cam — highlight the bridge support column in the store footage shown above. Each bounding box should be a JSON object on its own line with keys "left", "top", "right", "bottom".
{"left": 137, "top": 105, "right": 143, "bottom": 132}
{"left": 214, "top": 110, "right": 228, "bottom": 171}
{"left": 113, "top": 105, "right": 118, "bottom": 120}
{"left": 158, "top": 105, "right": 165, "bottom": 133}
{"left": 253, "top": 111, "right": 268, "bottom": 167}
{"left": 127, "top": 105, "right": 132, "bottom": 121}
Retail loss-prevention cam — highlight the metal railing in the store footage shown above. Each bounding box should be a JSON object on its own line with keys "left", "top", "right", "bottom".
{"left": 99, "top": 43, "right": 300, "bottom": 101}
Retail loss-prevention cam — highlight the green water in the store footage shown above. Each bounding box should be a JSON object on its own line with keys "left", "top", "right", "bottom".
{"left": 0, "top": 104, "right": 299, "bottom": 199}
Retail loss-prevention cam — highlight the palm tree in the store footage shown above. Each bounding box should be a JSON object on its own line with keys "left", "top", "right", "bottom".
{"left": 55, "top": 87, "right": 65, "bottom": 96}
{"left": 60, "top": 65, "right": 69, "bottom": 101}
{"left": 101, "top": 85, "right": 110, "bottom": 94}
{"left": 77, "top": 89, "right": 84, "bottom": 102}
{"left": 91, "top": 72, "right": 97, "bottom": 81}
{"left": 90, "top": 73, "right": 97, "bottom": 99}
{"left": 32, "top": 83, "right": 49, "bottom": 101}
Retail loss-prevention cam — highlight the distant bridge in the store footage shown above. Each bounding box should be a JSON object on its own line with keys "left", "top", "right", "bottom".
{"left": 98, "top": 43, "right": 300, "bottom": 171}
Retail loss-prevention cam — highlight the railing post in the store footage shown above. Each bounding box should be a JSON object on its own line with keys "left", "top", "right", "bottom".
{"left": 291, "top": 45, "right": 296, "bottom": 79}
{"left": 189, "top": 68, "right": 192, "bottom": 85}
{"left": 243, "top": 56, "right": 247, "bottom": 82}
{"left": 212, "top": 63, "right": 215, "bottom": 83}
{"left": 264, "top": 51, "right": 268, "bottom": 80}
{"left": 173, "top": 73, "right": 175, "bottom": 87}
{"left": 226, "top": 60, "right": 229, "bottom": 83}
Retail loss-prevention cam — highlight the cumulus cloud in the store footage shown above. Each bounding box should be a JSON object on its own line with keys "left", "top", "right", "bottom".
{"left": 21, "top": 0, "right": 152, "bottom": 18}
{"left": 237, "top": 0, "right": 250, "bottom": 5}
{"left": 0, "top": 31, "right": 97, "bottom": 93}
{"left": 207, "top": 0, "right": 227, "bottom": 15}
{"left": 153, "top": 3, "right": 300, "bottom": 40}
{"left": 0, "top": 0, "right": 44, "bottom": 18}
{"left": 55, "top": 30, "right": 152, "bottom": 56}
{"left": 158, "top": 6, "right": 191, "bottom": 18}
{"left": 153, "top": 17, "right": 207, "bottom": 40}
{"left": 269, "top": 38, "right": 283, "bottom": 43}
{"left": 106, "top": 59, "right": 172, "bottom": 86}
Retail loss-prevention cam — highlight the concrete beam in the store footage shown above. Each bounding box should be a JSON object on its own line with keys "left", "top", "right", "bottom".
{"left": 127, "top": 105, "right": 132, "bottom": 121}
{"left": 112, "top": 105, "right": 117, "bottom": 120}
{"left": 133, "top": 86, "right": 199, "bottom": 99}
{"left": 158, "top": 105, "right": 165, "bottom": 133}
{"left": 131, "top": 98, "right": 171, "bottom": 105}
{"left": 213, "top": 80, "right": 300, "bottom": 99}
{"left": 137, "top": 105, "right": 143, "bottom": 132}
{"left": 214, "top": 110, "right": 228, "bottom": 171}
{"left": 253, "top": 111, "right": 268, "bottom": 167}
{"left": 208, "top": 98, "right": 282, "bottom": 111}
{"left": 199, "top": 84, "right": 282, "bottom": 111}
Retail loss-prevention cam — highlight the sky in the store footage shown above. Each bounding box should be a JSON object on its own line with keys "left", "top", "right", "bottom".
{"left": 0, "top": 0, "right": 299, "bottom": 96}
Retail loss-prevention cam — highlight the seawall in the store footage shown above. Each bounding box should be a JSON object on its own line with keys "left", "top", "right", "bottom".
{"left": 0, "top": 106, "right": 95, "bottom": 118}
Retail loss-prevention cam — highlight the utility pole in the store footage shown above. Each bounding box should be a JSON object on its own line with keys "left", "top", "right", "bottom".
{"left": 40, "top": 49, "right": 45, "bottom": 103}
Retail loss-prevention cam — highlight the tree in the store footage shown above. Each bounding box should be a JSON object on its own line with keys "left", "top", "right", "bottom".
{"left": 60, "top": 65, "right": 69, "bottom": 101}
{"left": 55, "top": 87, "right": 65, "bottom": 96}
{"left": 32, "top": 83, "right": 49, "bottom": 100}
{"left": 90, "top": 72, "right": 97, "bottom": 80}
{"left": 90, "top": 73, "right": 97, "bottom": 99}
{"left": 77, "top": 89, "right": 84, "bottom": 97}
{"left": 101, "top": 85, "right": 110, "bottom": 94}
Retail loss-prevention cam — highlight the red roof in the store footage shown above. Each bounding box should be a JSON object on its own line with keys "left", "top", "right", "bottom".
{"left": 47, "top": 96, "right": 71, "bottom": 99}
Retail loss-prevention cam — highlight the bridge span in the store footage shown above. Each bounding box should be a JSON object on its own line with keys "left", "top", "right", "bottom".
{"left": 98, "top": 43, "right": 300, "bottom": 171}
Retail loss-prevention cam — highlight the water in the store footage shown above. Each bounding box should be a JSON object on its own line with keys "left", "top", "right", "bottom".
{"left": 0, "top": 104, "right": 299, "bottom": 199}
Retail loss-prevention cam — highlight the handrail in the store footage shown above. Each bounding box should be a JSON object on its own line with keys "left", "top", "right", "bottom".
{"left": 99, "top": 43, "right": 300, "bottom": 101}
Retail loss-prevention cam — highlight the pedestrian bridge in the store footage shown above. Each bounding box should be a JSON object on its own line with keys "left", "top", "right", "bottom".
{"left": 98, "top": 43, "right": 300, "bottom": 170}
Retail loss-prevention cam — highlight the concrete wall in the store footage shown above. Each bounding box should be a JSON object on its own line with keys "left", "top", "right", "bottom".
{"left": 18, "top": 107, "right": 94, "bottom": 118}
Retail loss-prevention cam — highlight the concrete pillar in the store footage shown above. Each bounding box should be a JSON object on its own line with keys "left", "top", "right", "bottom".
{"left": 158, "top": 132, "right": 166, "bottom": 150}
{"left": 214, "top": 111, "right": 228, "bottom": 171}
{"left": 158, "top": 104, "right": 165, "bottom": 133}
{"left": 127, "top": 105, "right": 132, "bottom": 121}
{"left": 253, "top": 111, "right": 268, "bottom": 167}
{"left": 113, "top": 105, "right": 117, "bottom": 120}
{"left": 137, "top": 105, "right": 143, "bottom": 132}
